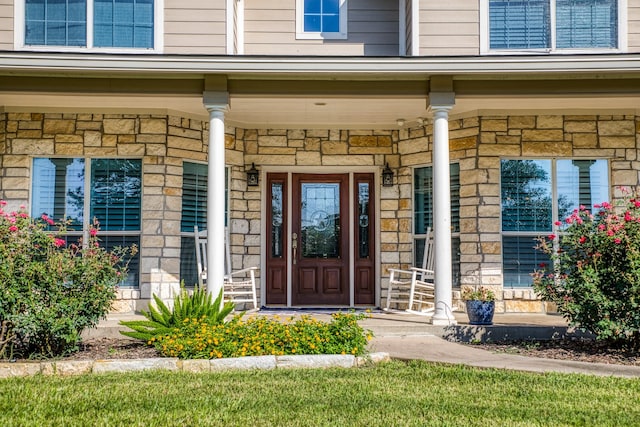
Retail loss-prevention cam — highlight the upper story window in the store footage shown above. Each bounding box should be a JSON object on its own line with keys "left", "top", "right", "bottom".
{"left": 17, "top": 0, "right": 162, "bottom": 52}
{"left": 481, "top": 0, "right": 624, "bottom": 53}
{"left": 296, "top": 0, "right": 348, "bottom": 40}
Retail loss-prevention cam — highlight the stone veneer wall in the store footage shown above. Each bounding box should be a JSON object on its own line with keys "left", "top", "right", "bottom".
{"left": 236, "top": 128, "right": 403, "bottom": 306}
{"left": 398, "top": 114, "right": 640, "bottom": 313}
{"left": 0, "top": 113, "right": 218, "bottom": 311}
{"left": 1, "top": 112, "right": 639, "bottom": 313}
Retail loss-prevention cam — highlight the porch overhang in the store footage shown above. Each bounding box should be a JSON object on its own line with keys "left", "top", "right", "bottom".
{"left": 2, "top": 52, "right": 640, "bottom": 130}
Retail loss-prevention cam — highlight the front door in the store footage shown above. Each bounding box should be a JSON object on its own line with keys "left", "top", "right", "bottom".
{"left": 292, "top": 174, "right": 349, "bottom": 305}
{"left": 265, "top": 172, "right": 375, "bottom": 306}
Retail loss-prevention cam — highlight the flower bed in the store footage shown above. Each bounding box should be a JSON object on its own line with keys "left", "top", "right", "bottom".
{"left": 150, "top": 312, "right": 373, "bottom": 359}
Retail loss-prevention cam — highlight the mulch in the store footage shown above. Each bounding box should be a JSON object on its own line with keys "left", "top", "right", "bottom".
{"left": 471, "top": 339, "right": 640, "bottom": 366}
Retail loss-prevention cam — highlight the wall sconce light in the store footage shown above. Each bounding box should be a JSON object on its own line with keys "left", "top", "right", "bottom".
{"left": 396, "top": 118, "right": 406, "bottom": 127}
{"left": 246, "top": 163, "right": 259, "bottom": 187}
{"left": 382, "top": 163, "right": 394, "bottom": 187}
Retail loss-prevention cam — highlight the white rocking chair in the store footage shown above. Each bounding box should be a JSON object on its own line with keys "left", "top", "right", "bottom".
{"left": 194, "top": 225, "right": 258, "bottom": 311}
{"left": 385, "top": 227, "right": 435, "bottom": 315}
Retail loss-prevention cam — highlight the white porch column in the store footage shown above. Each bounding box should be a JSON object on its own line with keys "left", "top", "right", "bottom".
{"left": 203, "top": 92, "right": 229, "bottom": 298}
{"left": 429, "top": 92, "right": 457, "bottom": 325}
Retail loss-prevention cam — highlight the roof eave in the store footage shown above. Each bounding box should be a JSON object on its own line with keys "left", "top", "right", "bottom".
{"left": 2, "top": 52, "right": 640, "bottom": 79}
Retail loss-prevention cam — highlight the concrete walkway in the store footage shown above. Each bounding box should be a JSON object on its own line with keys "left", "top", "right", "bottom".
{"left": 364, "top": 311, "right": 640, "bottom": 378}
{"left": 85, "top": 310, "right": 640, "bottom": 378}
{"left": 369, "top": 335, "right": 640, "bottom": 378}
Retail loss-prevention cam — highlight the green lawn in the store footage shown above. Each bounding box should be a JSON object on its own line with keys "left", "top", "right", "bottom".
{"left": 1, "top": 360, "right": 638, "bottom": 426}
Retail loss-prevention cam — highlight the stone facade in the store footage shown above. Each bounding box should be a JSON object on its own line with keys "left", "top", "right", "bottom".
{"left": 1, "top": 112, "right": 639, "bottom": 313}
{"left": 398, "top": 114, "right": 640, "bottom": 313}
{"left": 0, "top": 113, "right": 209, "bottom": 311}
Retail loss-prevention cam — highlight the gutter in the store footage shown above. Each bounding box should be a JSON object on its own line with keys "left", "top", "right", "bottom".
{"left": 2, "top": 52, "right": 640, "bottom": 78}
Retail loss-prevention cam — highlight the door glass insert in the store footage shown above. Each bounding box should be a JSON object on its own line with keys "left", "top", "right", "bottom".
{"left": 358, "top": 182, "right": 370, "bottom": 258}
{"left": 271, "top": 182, "right": 284, "bottom": 257}
{"left": 301, "top": 183, "right": 340, "bottom": 258}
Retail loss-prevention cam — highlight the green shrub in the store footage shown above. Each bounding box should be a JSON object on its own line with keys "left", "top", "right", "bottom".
{"left": 0, "top": 202, "right": 136, "bottom": 358}
{"left": 533, "top": 192, "right": 640, "bottom": 348}
{"left": 119, "top": 285, "right": 234, "bottom": 342}
{"left": 151, "top": 312, "right": 373, "bottom": 359}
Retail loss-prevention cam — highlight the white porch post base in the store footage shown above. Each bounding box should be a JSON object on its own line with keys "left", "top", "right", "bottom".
{"left": 204, "top": 93, "right": 229, "bottom": 298}
{"left": 430, "top": 93, "right": 457, "bottom": 325}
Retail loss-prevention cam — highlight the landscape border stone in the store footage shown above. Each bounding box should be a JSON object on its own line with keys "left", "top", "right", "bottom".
{"left": 0, "top": 352, "right": 391, "bottom": 378}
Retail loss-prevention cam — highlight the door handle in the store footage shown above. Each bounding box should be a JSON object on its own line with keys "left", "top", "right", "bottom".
{"left": 292, "top": 232, "right": 298, "bottom": 265}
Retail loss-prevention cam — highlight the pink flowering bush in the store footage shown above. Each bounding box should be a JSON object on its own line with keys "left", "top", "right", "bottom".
{"left": 533, "top": 192, "right": 640, "bottom": 347}
{"left": 0, "top": 201, "right": 137, "bottom": 358}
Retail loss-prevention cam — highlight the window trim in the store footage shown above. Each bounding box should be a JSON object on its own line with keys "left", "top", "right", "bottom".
{"left": 479, "top": 0, "right": 627, "bottom": 55}
{"left": 14, "top": 0, "right": 164, "bottom": 53}
{"left": 295, "top": 0, "right": 348, "bottom": 40}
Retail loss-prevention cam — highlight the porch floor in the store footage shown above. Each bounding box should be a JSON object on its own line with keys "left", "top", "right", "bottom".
{"left": 88, "top": 309, "right": 570, "bottom": 341}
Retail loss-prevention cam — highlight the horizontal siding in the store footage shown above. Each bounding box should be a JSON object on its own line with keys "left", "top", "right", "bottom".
{"left": 419, "top": 0, "right": 480, "bottom": 56}
{"left": 164, "top": 0, "right": 227, "bottom": 54}
{"left": 628, "top": 1, "right": 640, "bottom": 52}
{"left": 244, "top": 0, "right": 399, "bottom": 56}
{"left": 0, "top": 1, "right": 13, "bottom": 50}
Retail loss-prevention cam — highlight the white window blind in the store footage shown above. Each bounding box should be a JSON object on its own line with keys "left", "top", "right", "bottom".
{"left": 413, "top": 164, "right": 461, "bottom": 285}
{"left": 32, "top": 158, "right": 141, "bottom": 287}
{"left": 488, "top": 0, "right": 618, "bottom": 50}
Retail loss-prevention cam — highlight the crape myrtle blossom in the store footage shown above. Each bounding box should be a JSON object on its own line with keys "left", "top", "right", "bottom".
{"left": 532, "top": 188, "right": 640, "bottom": 346}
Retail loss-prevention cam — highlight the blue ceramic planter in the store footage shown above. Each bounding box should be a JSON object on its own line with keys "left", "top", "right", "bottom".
{"left": 465, "top": 300, "right": 495, "bottom": 325}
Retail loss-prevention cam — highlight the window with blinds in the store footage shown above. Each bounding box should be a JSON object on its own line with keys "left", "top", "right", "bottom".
{"left": 94, "top": 0, "right": 154, "bottom": 48}
{"left": 413, "top": 164, "right": 461, "bottom": 286}
{"left": 556, "top": 0, "right": 618, "bottom": 48}
{"left": 179, "top": 162, "right": 229, "bottom": 287}
{"left": 180, "top": 162, "right": 209, "bottom": 234}
{"left": 32, "top": 158, "right": 141, "bottom": 287}
{"left": 90, "top": 159, "right": 141, "bottom": 232}
{"left": 500, "top": 159, "right": 609, "bottom": 287}
{"left": 31, "top": 158, "right": 85, "bottom": 228}
{"left": 25, "top": 0, "right": 87, "bottom": 46}
{"left": 23, "top": 0, "right": 155, "bottom": 49}
{"left": 490, "top": 0, "right": 551, "bottom": 49}
{"left": 488, "top": 0, "right": 618, "bottom": 51}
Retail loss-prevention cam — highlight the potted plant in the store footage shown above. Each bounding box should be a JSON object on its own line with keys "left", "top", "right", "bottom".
{"left": 462, "top": 286, "right": 496, "bottom": 325}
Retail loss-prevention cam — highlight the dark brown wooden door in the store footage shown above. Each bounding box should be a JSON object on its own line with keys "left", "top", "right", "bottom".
{"left": 291, "top": 174, "right": 350, "bottom": 305}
